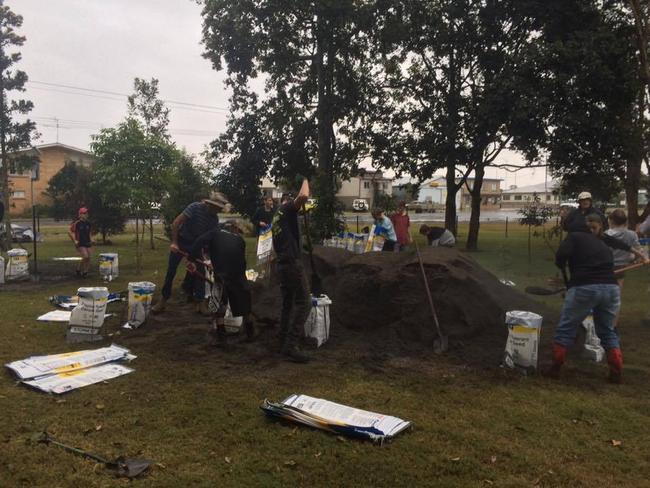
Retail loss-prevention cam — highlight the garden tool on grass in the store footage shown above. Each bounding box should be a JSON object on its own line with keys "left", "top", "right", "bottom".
{"left": 302, "top": 205, "right": 323, "bottom": 296}
{"left": 525, "top": 261, "right": 650, "bottom": 296}
{"left": 32, "top": 431, "right": 152, "bottom": 478}
{"left": 413, "top": 235, "right": 448, "bottom": 354}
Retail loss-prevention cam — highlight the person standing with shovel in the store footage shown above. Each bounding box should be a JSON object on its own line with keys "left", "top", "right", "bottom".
{"left": 272, "top": 179, "right": 312, "bottom": 363}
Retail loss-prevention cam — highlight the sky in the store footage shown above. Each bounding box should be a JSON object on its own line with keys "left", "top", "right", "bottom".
{"left": 7, "top": 0, "right": 545, "bottom": 188}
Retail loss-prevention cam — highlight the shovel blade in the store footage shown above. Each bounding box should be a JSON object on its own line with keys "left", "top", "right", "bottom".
{"left": 114, "top": 457, "right": 153, "bottom": 478}
{"left": 434, "top": 335, "right": 449, "bottom": 354}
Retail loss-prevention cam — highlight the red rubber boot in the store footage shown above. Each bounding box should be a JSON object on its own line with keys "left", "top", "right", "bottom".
{"left": 544, "top": 344, "right": 567, "bottom": 379}
{"left": 606, "top": 348, "right": 623, "bottom": 384}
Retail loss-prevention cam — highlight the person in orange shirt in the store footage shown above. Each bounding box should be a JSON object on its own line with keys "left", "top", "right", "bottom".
{"left": 390, "top": 201, "right": 411, "bottom": 252}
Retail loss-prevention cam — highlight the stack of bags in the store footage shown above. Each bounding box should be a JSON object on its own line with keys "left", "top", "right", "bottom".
{"left": 261, "top": 394, "right": 411, "bottom": 443}
{"left": 5, "top": 344, "right": 135, "bottom": 394}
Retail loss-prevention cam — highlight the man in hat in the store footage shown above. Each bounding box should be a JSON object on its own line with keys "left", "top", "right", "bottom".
{"left": 272, "top": 179, "right": 312, "bottom": 363}
{"left": 562, "top": 191, "right": 607, "bottom": 233}
{"left": 152, "top": 193, "right": 227, "bottom": 314}
{"left": 68, "top": 207, "right": 93, "bottom": 277}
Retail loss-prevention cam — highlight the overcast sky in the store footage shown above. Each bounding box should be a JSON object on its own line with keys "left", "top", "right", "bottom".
{"left": 8, "top": 0, "right": 545, "bottom": 188}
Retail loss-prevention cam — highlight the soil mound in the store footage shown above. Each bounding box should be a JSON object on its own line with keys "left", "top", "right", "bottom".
{"left": 250, "top": 246, "right": 554, "bottom": 364}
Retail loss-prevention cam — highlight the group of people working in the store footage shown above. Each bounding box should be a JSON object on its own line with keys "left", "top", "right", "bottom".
{"left": 370, "top": 202, "right": 456, "bottom": 251}
{"left": 549, "top": 192, "right": 650, "bottom": 383}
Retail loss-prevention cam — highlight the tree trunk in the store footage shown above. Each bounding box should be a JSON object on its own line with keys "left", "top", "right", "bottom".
{"left": 444, "top": 163, "right": 459, "bottom": 236}
{"left": 0, "top": 71, "right": 10, "bottom": 251}
{"left": 135, "top": 216, "right": 142, "bottom": 275}
{"left": 625, "top": 155, "right": 642, "bottom": 229}
{"left": 149, "top": 214, "right": 155, "bottom": 250}
{"left": 466, "top": 165, "right": 485, "bottom": 251}
{"left": 102, "top": 229, "right": 107, "bottom": 245}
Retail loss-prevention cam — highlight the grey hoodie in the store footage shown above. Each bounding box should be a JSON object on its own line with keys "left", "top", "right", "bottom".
{"left": 604, "top": 227, "right": 641, "bottom": 267}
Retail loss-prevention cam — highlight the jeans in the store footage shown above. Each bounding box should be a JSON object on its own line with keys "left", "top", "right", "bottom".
{"left": 278, "top": 260, "right": 311, "bottom": 346}
{"left": 161, "top": 240, "right": 205, "bottom": 301}
{"left": 554, "top": 284, "right": 621, "bottom": 350}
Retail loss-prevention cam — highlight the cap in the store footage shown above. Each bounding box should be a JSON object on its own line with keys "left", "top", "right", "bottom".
{"left": 203, "top": 191, "right": 229, "bottom": 210}
{"left": 78, "top": 207, "right": 89, "bottom": 216}
{"left": 577, "top": 192, "right": 592, "bottom": 201}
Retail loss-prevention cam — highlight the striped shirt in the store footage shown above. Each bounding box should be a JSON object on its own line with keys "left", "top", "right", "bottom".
{"left": 179, "top": 202, "right": 219, "bottom": 242}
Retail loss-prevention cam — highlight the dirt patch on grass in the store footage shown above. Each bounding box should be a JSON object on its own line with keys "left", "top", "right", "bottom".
{"left": 113, "top": 246, "right": 557, "bottom": 370}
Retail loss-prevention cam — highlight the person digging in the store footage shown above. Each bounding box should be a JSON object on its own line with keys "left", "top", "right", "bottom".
{"left": 271, "top": 180, "right": 313, "bottom": 363}
{"left": 152, "top": 193, "right": 227, "bottom": 315}
{"left": 562, "top": 191, "right": 607, "bottom": 233}
{"left": 189, "top": 221, "right": 255, "bottom": 348}
{"left": 546, "top": 214, "right": 649, "bottom": 383}
{"left": 68, "top": 207, "right": 94, "bottom": 277}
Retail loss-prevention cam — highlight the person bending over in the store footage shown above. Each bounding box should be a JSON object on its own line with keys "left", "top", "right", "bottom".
{"left": 419, "top": 224, "right": 456, "bottom": 248}
{"left": 371, "top": 207, "right": 397, "bottom": 252}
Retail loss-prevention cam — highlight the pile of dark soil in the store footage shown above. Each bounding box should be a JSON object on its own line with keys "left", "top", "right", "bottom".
{"left": 250, "top": 246, "right": 556, "bottom": 366}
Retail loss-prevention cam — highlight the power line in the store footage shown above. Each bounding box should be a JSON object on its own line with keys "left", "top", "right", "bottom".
{"left": 27, "top": 80, "right": 231, "bottom": 113}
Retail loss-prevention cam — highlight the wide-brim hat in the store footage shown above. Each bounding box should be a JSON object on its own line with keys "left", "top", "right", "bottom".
{"left": 204, "top": 191, "right": 229, "bottom": 210}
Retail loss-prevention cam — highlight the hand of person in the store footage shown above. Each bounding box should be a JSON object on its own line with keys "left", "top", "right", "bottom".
{"left": 187, "top": 262, "right": 197, "bottom": 273}
{"left": 170, "top": 242, "right": 180, "bottom": 253}
{"left": 74, "top": 240, "right": 79, "bottom": 247}
{"left": 259, "top": 221, "right": 267, "bottom": 227}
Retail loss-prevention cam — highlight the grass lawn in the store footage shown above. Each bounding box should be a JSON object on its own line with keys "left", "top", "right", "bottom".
{"left": 1, "top": 222, "right": 649, "bottom": 487}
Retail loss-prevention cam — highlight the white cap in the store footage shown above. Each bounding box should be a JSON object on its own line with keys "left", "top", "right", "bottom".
{"left": 577, "top": 191, "right": 592, "bottom": 201}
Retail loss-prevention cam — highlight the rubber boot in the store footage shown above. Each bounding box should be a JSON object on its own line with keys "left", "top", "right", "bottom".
{"left": 242, "top": 320, "right": 256, "bottom": 343}
{"left": 151, "top": 299, "right": 167, "bottom": 314}
{"left": 544, "top": 343, "right": 567, "bottom": 379}
{"left": 280, "top": 339, "right": 310, "bottom": 364}
{"left": 606, "top": 348, "right": 623, "bottom": 384}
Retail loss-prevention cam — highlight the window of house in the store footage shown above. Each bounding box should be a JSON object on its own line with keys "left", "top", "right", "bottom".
{"left": 514, "top": 195, "right": 522, "bottom": 201}
{"left": 502, "top": 195, "right": 510, "bottom": 201}
{"left": 491, "top": 183, "right": 497, "bottom": 191}
{"left": 382, "top": 182, "right": 387, "bottom": 190}
{"left": 546, "top": 194, "right": 551, "bottom": 201}
{"left": 363, "top": 181, "right": 370, "bottom": 189}
{"left": 11, "top": 191, "right": 26, "bottom": 199}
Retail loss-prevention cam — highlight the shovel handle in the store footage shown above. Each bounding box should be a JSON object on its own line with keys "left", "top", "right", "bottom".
{"left": 614, "top": 261, "right": 650, "bottom": 275}
{"left": 413, "top": 234, "right": 443, "bottom": 338}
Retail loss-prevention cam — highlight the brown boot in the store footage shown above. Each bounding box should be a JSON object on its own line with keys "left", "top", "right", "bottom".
{"left": 543, "top": 343, "right": 567, "bottom": 379}
{"left": 151, "top": 299, "right": 167, "bottom": 314}
{"left": 606, "top": 348, "right": 623, "bottom": 384}
{"left": 207, "top": 324, "right": 228, "bottom": 348}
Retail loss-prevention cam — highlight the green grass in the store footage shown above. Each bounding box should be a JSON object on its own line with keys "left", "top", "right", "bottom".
{"left": 1, "top": 222, "right": 650, "bottom": 487}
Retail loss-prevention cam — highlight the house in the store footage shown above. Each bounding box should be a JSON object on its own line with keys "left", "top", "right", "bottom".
{"left": 416, "top": 175, "right": 502, "bottom": 210}
{"left": 501, "top": 180, "right": 560, "bottom": 209}
{"left": 6, "top": 143, "right": 94, "bottom": 216}
{"left": 336, "top": 170, "right": 392, "bottom": 209}
{"left": 260, "top": 177, "right": 283, "bottom": 199}
{"left": 391, "top": 176, "right": 420, "bottom": 203}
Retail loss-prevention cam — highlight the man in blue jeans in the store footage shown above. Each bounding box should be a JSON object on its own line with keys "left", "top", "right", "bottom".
{"left": 548, "top": 214, "right": 650, "bottom": 383}
{"left": 152, "top": 193, "right": 228, "bottom": 314}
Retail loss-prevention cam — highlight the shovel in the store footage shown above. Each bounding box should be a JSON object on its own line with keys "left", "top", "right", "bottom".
{"left": 525, "top": 261, "right": 649, "bottom": 296}
{"left": 413, "top": 235, "right": 448, "bottom": 354}
{"left": 302, "top": 206, "right": 323, "bottom": 296}
{"left": 32, "top": 431, "right": 152, "bottom": 478}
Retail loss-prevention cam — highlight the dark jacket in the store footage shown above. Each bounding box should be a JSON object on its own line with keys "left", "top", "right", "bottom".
{"left": 555, "top": 231, "right": 631, "bottom": 288}
{"left": 562, "top": 206, "right": 608, "bottom": 233}
{"left": 252, "top": 206, "right": 274, "bottom": 235}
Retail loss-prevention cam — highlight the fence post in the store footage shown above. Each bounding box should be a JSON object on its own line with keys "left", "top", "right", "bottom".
{"left": 32, "top": 205, "right": 38, "bottom": 277}
{"left": 505, "top": 216, "right": 508, "bottom": 238}
{"left": 356, "top": 215, "right": 359, "bottom": 233}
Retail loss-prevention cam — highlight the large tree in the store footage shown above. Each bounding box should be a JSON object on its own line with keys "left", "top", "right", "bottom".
{"left": 0, "top": 4, "right": 37, "bottom": 250}
{"left": 367, "top": 0, "right": 544, "bottom": 249}
{"left": 91, "top": 119, "right": 177, "bottom": 273}
{"left": 200, "top": 0, "right": 379, "bottom": 238}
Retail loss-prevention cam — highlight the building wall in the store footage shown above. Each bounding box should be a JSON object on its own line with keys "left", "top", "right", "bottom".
{"left": 8, "top": 147, "right": 94, "bottom": 215}
{"left": 501, "top": 192, "right": 559, "bottom": 209}
{"left": 336, "top": 175, "right": 392, "bottom": 209}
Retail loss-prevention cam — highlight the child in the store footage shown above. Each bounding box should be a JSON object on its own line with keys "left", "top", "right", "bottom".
{"left": 371, "top": 207, "right": 397, "bottom": 252}
{"left": 390, "top": 202, "right": 411, "bottom": 251}
{"left": 419, "top": 224, "right": 456, "bottom": 247}
{"left": 68, "top": 207, "right": 93, "bottom": 277}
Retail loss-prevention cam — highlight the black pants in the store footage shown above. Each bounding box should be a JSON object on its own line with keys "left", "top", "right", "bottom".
{"left": 278, "top": 260, "right": 311, "bottom": 346}
{"left": 161, "top": 240, "right": 204, "bottom": 301}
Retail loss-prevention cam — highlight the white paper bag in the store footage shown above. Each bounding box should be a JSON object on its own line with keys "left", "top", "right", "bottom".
{"left": 304, "top": 295, "right": 332, "bottom": 347}
{"left": 69, "top": 287, "right": 109, "bottom": 334}
{"left": 99, "top": 253, "right": 119, "bottom": 281}
{"left": 503, "top": 310, "right": 542, "bottom": 373}
{"left": 6, "top": 248, "right": 29, "bottom": 280}
{"left": 127, "top": 281, "right": 156, "bottom": 328}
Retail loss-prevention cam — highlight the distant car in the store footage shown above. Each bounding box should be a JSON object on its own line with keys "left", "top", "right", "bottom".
{"left": 0, "top": 223, "right": 35, "bottom": 242}
{"left": 352, "top": 199, "right": 368, "bottom": 212}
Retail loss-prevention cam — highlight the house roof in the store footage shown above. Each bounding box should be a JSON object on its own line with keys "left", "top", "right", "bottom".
{"left": 11, "top": 142, "right": 92, "bottom": 156}
{"left": 502, "top": 181, "right": 559, "bottom": 194}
